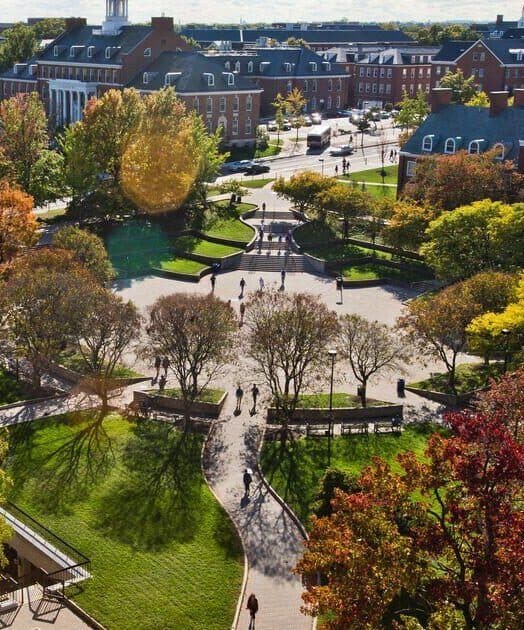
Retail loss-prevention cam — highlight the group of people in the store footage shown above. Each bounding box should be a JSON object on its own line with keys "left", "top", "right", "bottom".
{"left": 235, "top": 382, "right": 260, "bottom": 414}
{"left": 153, "top": 356, "right": 170, "bottom": 389}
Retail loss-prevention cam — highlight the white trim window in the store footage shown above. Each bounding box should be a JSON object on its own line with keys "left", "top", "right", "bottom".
{"left": 328, "top": 79, "right": 332, "bottom": 91}
{"left": 312, "top": 79, "right": 317, "bottom": 92}
{"left": 53, "top": 45, "right": 59, "bottom": 57}
{"left": 143, "top": 72, "right": 149, "bottom": 85}
{"left": 105, "top": 47, "right": 112, "bottom": 59}
{"left": 87, "top": 46, "right": 95, "bottom": 58}
{"left": 224, "top": 61, "right": 230, "bottom": 70}
{"left": 444, "top": 138, "right": 456, "bottom": 154}
{"left": 207, "top": 96, "right": 213, "bottom": 113}
{"left": 144, "top": 48, "right": 151, "bottom": 57}
{"left": 245, "top": 117, "right": 252, "bottom": 135}
{"left": 422, "top": 135, "right": 433, "bottom": 152}
{"left": 303, "top": 79, "right": 308, "bottom": 92}
{"left": 406, "top": 160, "right": 416, "bottom": 177}
{"left": 493, "top": 142, "right": 505, "bottom": 160}
{"left": 232, "top": 117, "right": 239, "bottom": 135}
{"left": 246, "top": 94, "right": 252, "bottom": 112}
{"left": 247, "top": 61, "right": 253, "bottom": 73}
{"left": 327, "top": 96, "right": 332, "bottom": 109}
{"left": 233, "top": 95, "right": 239, "bottom": 112}
{"left": 336, "top": 95, "right": 341, "bottom": 108}
{"left": 235, "top": 61, "right": 241, "bottom": 72}
{"left": 219, "top": 96, "right": 226, "bottom": 113}
{"left": 468, "top": 140, "right": 481, "bottom": 154}
{"left": 193, "top": 97, "right": 200, "bottom": 113}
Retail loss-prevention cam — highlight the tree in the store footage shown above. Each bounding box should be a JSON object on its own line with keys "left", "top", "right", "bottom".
{"left": 439, "top": 69, "right": 477, "bottom": 104}
{"left": 52, "top": 226, "right": 115, "bottom": 285}
{"left": 0, "top": 92, "right": 48, "bottom": 191}
{"left": 422, "top": 200, "right": 524, "bottom": 280}
{"left": 73, "top": 289, "right": 141, "bottom": 409}
{"left": 0, "top": 23, "right": 37, "bottom": 71}
{"left": 465, "top": 91, "right": 490, "bottom": 107}
{"left": 395, "top": 90, "right": 429, "bottom": 132}
{"left": 145, "top": 293, "right": 236, "bottom": 430}
{"left": 285, "top": 88, "right": 307, "bottom": 144}
{"left": 244, "top": 291, "right": 339, "bottom": 441}
{"left": 0, "top": 181, "right": 37, "bottom": 265}
{"left": 27, "top": 149, "right": 68, "bottom": 206}
{"left": 312, "top": 468, "right": 360, "bottom": 518}
{"left": 356, "top": 114, "right": 371, "bottom": 147}
{"left": 339, "top": 314, "right": 410, "bottom": 406}
{"left": 403, "top": 149, "right": 523, "bottom": 210}
{"left": 273, "top": 170, "right": 334, "bottom": 214}
{"left": 59, "top": 122, "right": 98, "bottom": 206}
{"left": 31, "top": 18, "right": 66, "bottom": 40}
{"left": 382, "top": 200, "right": 438, "bottom": 253}
{"left": 271, "top": 93, "right": 287, "bottom": 147}
{"left": 475, "top": 368, "right": 524, "bottom": 440}
{"left": 315, "top": 183, "right": 368, "bottom": 232}
{"left": 0, "top": 249, "right": 97, "bottom": 388}
{"left": 285, "top": 37, "right": 311, "bottom": 49}
{"left": 296, "top": 410, "right": 524, "bottom": 629}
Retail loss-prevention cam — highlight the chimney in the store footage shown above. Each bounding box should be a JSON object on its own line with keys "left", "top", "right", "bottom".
{"left": 496, "top": 14, "right": 504, "bottom": 26}
{"left": 489, "top": 91, "right": 509, "bottom": 116}
{"left": 513, "top": 88, "right": 524, "bottom": 108}
{"left": 518, "top": 140, "right": 524, "bottom": 174}
{"left": 430, "top": 87, "right": 453, "bottom": 113}
{"left": 65, "top": 17, "right": 87, "bottom": 31}
{"left": 151, "top": 17, "right": 174, "bottom": 32}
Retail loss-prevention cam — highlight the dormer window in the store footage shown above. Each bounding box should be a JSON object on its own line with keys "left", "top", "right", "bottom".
{"left": 70, "top": 46, "right": 75, "bottom": 57}
{"left": 87, "top": 46, "right": 95, "bottom": 58}
{"left": 165, "top": 72, "right": 181, "bottom": 87}
{"left": 468, "top": 140, "right": 481, "bottom": 154}
{"left": 224, "top": 61, "right": 230, "bottom": 70}
{"left": 493, "top": 142, "right": 505, "bottom": 161}
{"left": 143, "top": 73, "right": 149, "bottom": 85}
{"left": 247, "top": 61, "right": 253, "bottom": 73}
{"left": 105, "top": 47, "right": 111, "bottom": 59}
{"left": 323, "top": 61, "right": 331, "bottom": 71}
{"left": 309, "top": 62, "right": 317, "bottom": 71}
{"left": 53, "top": 45, "right": 59, "bottom": 57}
{"left": 235, "top": 61, "right": 240, "bottom": 72}
{"left": 203, "top": 72, "right": 215, "bottom": 87}
{"left": 444, "top": 138, "right": 456, "bottom": 154}
{"left": 144, "top": 48, "right": 151, "bottom": 57}
{"left": 284, "top": 62, "right": 292, "bottom": 72}
{"left": 422, "top": 135, "right": 433, "bottom": 152}
{"left": 223, "top": 72, "right": 234, "bottom": 86}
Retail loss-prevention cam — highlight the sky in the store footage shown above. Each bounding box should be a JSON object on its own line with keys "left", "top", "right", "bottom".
{"left": 1, "top": 0, "right": 523, "bottom": 26}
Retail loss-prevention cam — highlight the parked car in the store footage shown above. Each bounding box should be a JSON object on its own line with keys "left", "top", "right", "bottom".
{"left": 337, "top": 109, "right": 353, "bottom": 117}
{"left": 330, "top": 144, "right": 353, "bottom": 156}
{"left": 302, "top": 115, "right": 313, "bottom": 126}
{"left": 225, "top": 160, "right": 253, "bottom": 173}
{"left": 281, "top": 120, "right": 292, "bottom": 131}
{"left": 245, "top": 163, "right": 271, "bottom": 175}
{"left": 311, "top": 112, "right": 322, "bottom": 124}
{"left": 267, "top": 120, "right": 278, "bottom": 131}
{"left": 380, "top": 110, "right": 390, "bottom": 119}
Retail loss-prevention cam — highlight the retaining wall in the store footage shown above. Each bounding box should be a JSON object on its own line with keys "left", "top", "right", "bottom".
{"left": 47, "top": 362, "right": 148, "bottom": 391}
{"left": 267, "top": 404, "right": 403, "bottom": 423}
{"left": 134, "top": 389, "right": 228, "bottom": 417}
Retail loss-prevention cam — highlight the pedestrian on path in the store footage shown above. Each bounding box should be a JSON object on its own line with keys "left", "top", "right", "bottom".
{"left": 210, "top": 274, "right": 216, "bottom": 292}
{"left": 154, "top": 356, "right": 161, "bottom": 380}
{"left": 235, "top": 384, "right": 244, "bottom": 412}
{"left": 243, "top": 469, "right": 253, "bottom": 496}
{"left": 247, "top": 593, "right": 258, "bottom": 628}
{"left": 334, "top": 164, "right": 338, "bottom": 177}
{"left": 240, "top": 277, "right": 246, "bottom": 298}
{"left": 162, "top": 357, "right": 170, "bottom": 376}
{"left": 239, "top": 301, "right": 246, "bottom": 326}
{"left": 259, "top": 277, "right": 265, "bottom": 291}
{"left": 262, "top": 202, "right": 266, "bottom": 218}
{"left": 159, "top": 374, "right": 167, "bottom": 391}
{"left": 280, "top": 268, "right": 286, "bottom": 285}
{"left": 251, "top": 384, "right": 259, "bottom": 413}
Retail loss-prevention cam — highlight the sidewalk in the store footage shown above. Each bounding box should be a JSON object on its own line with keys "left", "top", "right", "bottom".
{"left": 203, "top": 392, "right": 312, "bottom": 630}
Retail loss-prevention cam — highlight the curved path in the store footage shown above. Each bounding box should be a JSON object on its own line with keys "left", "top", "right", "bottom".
{"left": 203, "top": 393, "right": 313, "bottom": 630}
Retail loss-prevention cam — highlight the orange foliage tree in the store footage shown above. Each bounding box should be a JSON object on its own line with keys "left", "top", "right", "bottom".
{"left": 0, "top": 180, "right": 37, "bottom": 265}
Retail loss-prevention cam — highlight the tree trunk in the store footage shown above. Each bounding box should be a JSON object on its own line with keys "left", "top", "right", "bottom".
{"left": 360, "top": 381, "right": 367, "bottom": 407}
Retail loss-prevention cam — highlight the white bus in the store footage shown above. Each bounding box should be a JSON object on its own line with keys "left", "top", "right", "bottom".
{"left": 307, "top": 125, "right": 331, "bottom": 150}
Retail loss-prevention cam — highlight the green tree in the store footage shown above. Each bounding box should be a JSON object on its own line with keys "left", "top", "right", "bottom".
{"left": 271, "top": 93, "right": 287, "bottom": 147}
{"left": 439, "top": 69, "right": 477, "bottom": 104}
{"left": 31, "top": 18, "right": 66, "bottom": 40}
{"left": 273, "top": 170, "right": 334, "bottom": 215}
{"left": 285, "top": 87, "right": 307, "bottom": 144}
{"left": 0, "top": 92, "right": 48, "bottom": 191}
{"left": 52, "top": 226, "right": 115, "bottom": 285}
{"left": 316, "top": 184, "right": 368, "bottom": 233}
{"left": 59, "top": 122, "right": 98, "bottom": 206}
{"left": 27, "top": 149, "right": 68, "bottom": 206}
{"left": 0, "top": 23, "right": 37, "bottom": 71}
{"left": 395, "top": 90, "right": 429, "bottom": 131}
{"left": 356, "top": 114, "right": 371, "bottom": 147}
{"left": 466, "top": 91, "right": 490, "bottom": 107}
{"left": 382, "top": 200, "right": 438, "bottom": 253}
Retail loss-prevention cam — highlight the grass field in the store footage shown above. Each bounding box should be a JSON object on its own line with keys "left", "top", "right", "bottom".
{"left": 260, "top": 423, "right": 438, "bottom": 524}
{"left": 204, "top": 217, "right": 254, "bottom": 243}
{"left": 308, "top": 242, "right": 392, "bottom": 262}
{"left": 5, "top": 413, "right": 243, "bottom": 630}
{"left": 213, "top": 200, "right": 256, "bottom": 215}
{"left": 0, "top": 369, "right": 34, "bottom": 406}
{"left": 295, "top": 393, "right": 387, "bottom": 409}
{"left": 149, "top": 388, "right": 225, "bottom": 403}
{"left": 157, "top": 257, "right": 209, "bottom": 275}
{"left": 241, "top": 178, "right": 275, "bottom": 189}
{"left": 344, "top": 164, "right": 398, "bottom": 185}
{"left": 340, "top": 262, "right": 432, "bottom": 282}
{"left": 58, "top": 352, "right": 142, "bottom": 378}
{"left": 173, "top": 236, "right": 242, "bottom": 258}
{"left": 409, "top": 362, "right": 505, "bottom": 395}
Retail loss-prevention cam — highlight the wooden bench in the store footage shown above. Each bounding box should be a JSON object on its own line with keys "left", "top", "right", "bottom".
{"left": 374, "top": 420, "right": 402, "bottom": 434}
{"left": 341, "top": 422, "right": 369, "bottom": 436}
{"left": 306, "top": 423, "right": 330, "bottom": 437}
{"left": 0, "top": 599, "right": 18, "bottom": 613}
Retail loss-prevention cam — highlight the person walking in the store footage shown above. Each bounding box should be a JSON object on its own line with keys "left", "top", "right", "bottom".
{"left": 239, "top": 301, "right": 246, "bottom": 326}
{"left": 334, "top": 164, "right": 339, "bottom": 177}
{"left": 158, "top": 374, "right": 167, "bottom": 391}
{"left": 251, "top": 383, "right": 260, "bottom": 411}
{"left": 210, "top": 274, "right": 216, "bottom": 292}
{"left": 243, "top": 469, "right": 253, "bottom": 496}
{"left": 247, "top": 593, "right": 259, "bottom": 629}
{"left": 240, "top": 277, "right": 246, "bottom": 297}
{"left": 235, "top": 384, "right": 244, "bottom": 412}
{"left": 154, "top": 356, "right": 161, "bottom": 380}
{"left": 280, "top": 268, "right": 286, "bottom": 285}
{"left": 258, "top": 277, "right": 265, "bottom": 291}
{"left": 261, "top": 201, "right": 266, "bottom": 218}
{"left": 162, "top": 357, "right": 170, "bottom": 376}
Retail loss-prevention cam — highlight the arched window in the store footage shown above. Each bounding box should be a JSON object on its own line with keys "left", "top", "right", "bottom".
{"left": 246, "top": 94, "right": 252, "bottom": 112}
{"left": 444, "top": 138, "right": 456, "bottom": 154}
{"left": 247, "top": 61, "right": 253, "bottom": 73}
{"left": 234, "top": 61, "right": 241, "bottom": 72}
{"left": 493, "top": 142, "right": 505, "bottom": 160}
{"left": 422, "top": 135, "right": 433, "bottom": 152}
{"left": 224, "top": 61, "right": 230, "bottom": 70}
{"left": 468, "top": 140, "right": 481, "bottom": 154}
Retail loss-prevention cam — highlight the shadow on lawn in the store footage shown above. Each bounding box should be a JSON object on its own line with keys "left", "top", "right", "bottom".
{"left": 96, "top": 420, "right": 204, "bottom": 550}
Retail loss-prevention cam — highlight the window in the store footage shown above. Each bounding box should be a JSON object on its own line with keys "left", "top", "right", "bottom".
{"left": 144, "top": 48, "right": 151, "bottom": 57}
{"left": 411, "top": 55, "right": 416, "bottom": 63}
{"left": 359, "top": 67, "right": 364, "bottom": 77}
{"left": 247, "top": 61, "right": 253, "bottom": 73}
{"left": 310, "top": 62, "right": 317, "bottom": 71}
{"left": 227, "top": 73, "right": 234, "bottom": 86}
{"left": 53, "top": 45, "right": 59, "bottom": 57}
{"left": 387, "top": 68, "right": 392, "bottom": 78}
{"left": 380, "top": 68, "right": 385, "bottom": 78}
{"left": 193, "top": 97, "right": 199, "bottom": 113}
{"left": 410, "top": 68, "right": 415, "bottom": 79}
{"left": 365, "top": 83, "right": 371, "bottom": 93}
{"left": 494, "top": 143, "right": 505, "bottom": 160}
{"left": 207, "top": 119, "right": 213, "bottom": 133}
{"left": 372, "top": 83, "right": 377, "bottom": 94}
{"left": 312, "top": 79, "right": 317, "bottom": 92}
{"left": 245, "top": 117, "right": 252, "bottom": 135}
{"left": 328, "top": 79, "right": 332, "bottom": 91}
{"left": 303, "top": 79, "right": 308, "bottom": 92}
{"left": 235, "top": 61, "right": 240, "bottom": 72}
{"left": 232, "top": 118, "right": 238, "bottom": 135}
{"left": 418, "top": 68, "right": 423, "bottom": 77}
{"left": 207, "top": 97, "right": 213, "bottom": 113}
{"left": 205, "top": 73, "right": 215, "bottom": 86}
{"left": 224, "top": 61, "right": 230, "bottom": 70}
{"left": 479, "top": 68, "right": 484, "bottom": 78}
{"left": 379, "top": 84, "right": 384, "bottom": 94}
{"left": 444, "top": 138, "right": 456, "bottom": 154}
{"left": 473, "top": 52, "right": 479, "bottom": 61}
{"left": 105, "top": 69, "right": 110, "bottom": 82}
{"left": 406, "top": 160, "right": 416, "bottom": 177}
{"left": 310, "top": 96, "right": 316, "bottom": 110}
{"left": 286, "top": 80, "right": 292, "bottom": 93}
{"left": 336, "top": 78, "right": 341, "bottom": 91}
{"left": 233, "top": 95, "right": 239, "bottom": 112}
{"left": 468, "top": 140, "right": 481, "bottom": 154}
{"left": 402, "top": 68, "right": 407, "bottom": 78}
{"left": 69, "top": 46, "right": 75, "bottom": 57}
{"left": 105, "top": 47, "right": 111, "bottom": 59}
{"left": 91, "top": 68, "right": 95, "bottom": 81}
{"left": 472, "top": 67, "right": 477, "bottom": 77}
{"left": 426, "top": 68, "right": 431, "bottom": 77}
{"left": 373, "top": 68, "right": 378, "bottom": 77}
{"left": 358, "top": 83, "right": 363, "bottom": 93}
{"left": 436, "top": 65, "right": 441, "bottom": 75}
{"left": 284, "top": 62, "right": 292, "bottom": 72}
{"left": 327, "top": 96, "right": 332, "bottom": 109}
{"left": 366, "top": 68, "right": 371, "bottom": 77}
{"left": 422, "top": 135, "right": 433, "bottom": 152}
{"left": 98, "top": 69, "right": 102, "bottom": 81}
{"left": 480, "top": 52, "right": 485, "bottom": 61}
{"left": 246, "top": 94, "right": 252, "bottom": 111}
{"left": 143, "top": 72, "right": 149, "bottom": 85}
{"left": 336, "top": 95, "right": 341, "bottom": 108}
{"left": 219, "top": 96, "right": 226, "bottom": 113}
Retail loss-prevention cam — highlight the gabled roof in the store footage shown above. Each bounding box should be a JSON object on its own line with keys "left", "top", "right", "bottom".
{"left": 37, "top": 24, "right": 152, "bottom": 65}
{"left": 433, "top": 38, "right": 524, "bottom": 65}
{"left": 357, "top": 46, "right": 438, "bottom": 65}
{"left": 403, "top": 103, "right": 524, "bottom": 162}
{"left": 432, "top": 41, "right": 475, "bottom": 62}
{"left": 0, "top": 55, "right": 39, "bottom": 81}
{"left": 127, "top": 51, "right": 260, "bottom": 93}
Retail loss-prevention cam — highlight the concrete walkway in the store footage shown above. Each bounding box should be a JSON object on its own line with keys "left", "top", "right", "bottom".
{"left": 203, "top": 392, "right": 312, "bottom": 630}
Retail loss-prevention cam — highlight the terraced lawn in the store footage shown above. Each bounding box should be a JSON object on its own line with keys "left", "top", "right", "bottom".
{"left": 204, "top": 217, "right": 254, "bottom": 243}
{"left": 340, "top": 262, "right": 432, "bottom": 282}
{"left": 309, "top": 242, "right": 392, "bottom": 262}
{"left": 0, "top": 369, "right": 36, "bottom": 406}
{"left": 295, "top": 393, "right": 387, "bottom": 409}
{"left": 409, "top": 362, "right": 505, "bottom": 395}
{"left": 5, "top": 413, "right": 243, "bottom": 630}
{"left": 157, "top": 257, "right": 209, "bottom": 275}
{"left": 173, "top": 236, "right": 242, "bottom": 258}
{"left": 150, "top": 388, "right": 225, "bottom": 403}
{"left": 260, "top": 423, "right": 438, "bottom": 525}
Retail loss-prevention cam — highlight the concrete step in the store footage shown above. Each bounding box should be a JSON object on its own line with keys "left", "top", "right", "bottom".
{"left": 256, "top": 240, "right": 290, "bottom": 250}
{"left": 236, "top": 253, "right": 308, "bottom": 272}
{"left": 253, "top": 210, "right": 297, "bottom": 221}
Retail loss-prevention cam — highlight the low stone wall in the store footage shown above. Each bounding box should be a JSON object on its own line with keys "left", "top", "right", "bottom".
{"left": 405, "top": 386, "right": 487, "bottom": 408}
{"left": 152, "top": 266, "right": 211, "bottom": 283}
{"left": 181, "top": 249, "right": 244, "bottom": 270}
{"left": 47, "top": 362, "right": 148, "bottom": 391}
{"left": 303, "top": 252, "right": 326, "bottom": 274}
{"left": 267, "top": 404, "right": 403, "bottom": 423}
{"left": 134, "top": 389, "right": 228, "bottom": 417}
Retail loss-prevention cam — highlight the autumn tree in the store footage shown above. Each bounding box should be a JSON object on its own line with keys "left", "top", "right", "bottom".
{"left": 395, "top": 90, "right": 429, "bottom": 131}
{"left": 73, "top": 288, "right": 141, "bottom": 409}
{"left": 52, "top": 226, "right": 115, "bottom": 285}
{"left": 0, "top": 92, "right": 48, "bottom": 191}
{"left": 273, "top": 170, "right": 334, "bottom": 215}
{"left": 244, "top": 291, "right": 339, "bottom": 440}
{"left": 475, "top": 368, "right": 524, "bottom": 440}
{"left": 296, "top": 409, "right": 524, "bottom": 629}
{"left": 382, "top": 199, "right": 438, "bottom": 253}
{"left": 339, "top": 314, "right": 410, "bottom": 406}
{"left": 439, "top": 68, "right": 477, "bottom": 103}
{"left": 466, "top": 91, "right": 490, "bottom": 107}
{"left": 422, "top": 200, "right": 524, "bottom": 280}
{"left": 403, "top": 149, "right": 523, "bottom": 210}
{"left": 315, "top": 184, "right": 368, "bottom": 234}
{"left": 0, "top": 181, "right": 37, "bottom": 265}
{"left": 145, "top": 293, "right": 236, "bottom": 430}
{"left": 271, "top": 92, "right": 287, "bottom": 147}
{"left": 0, "top": 249, "right": 97, "bottom": 387}
{"left": 285, "top": 87, "right": 307, "bottom": 144}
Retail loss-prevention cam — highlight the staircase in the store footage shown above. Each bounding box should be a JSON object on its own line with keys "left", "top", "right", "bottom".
{"left": 236, "top": 252, "right": 308, "bottom": 272}
{"left": 253, "top": 209, "right": 297, "bottom": 221}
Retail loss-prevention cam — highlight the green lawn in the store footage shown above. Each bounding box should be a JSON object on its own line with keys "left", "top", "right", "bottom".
{"left": 0, "top": 369, "right": 35, "bottom": 406}
{"left": 344, "top": 164, "right": 398, "bottom": 185}
{"left": 157, "top": 257, "right": 209, "bottom": 275}
{"left": 58, "top": 351, "right": 143, "bottom": 378}
{"left": 5, "top": 413, "right": 243, "bottom": 629}
{"left": 204, "top": 217, "right": 254, "bottom": 243}
{"left": 308, "top": 242, "right": 392, "bottom": 262}
{"left": 213, "top": 200, "right": 257, "bottom": 215}
{"left": 409, "top": 362, "right": 505, "bottom": 395}
{"left": 225, "top": 143, "right": 281, "bottom": 161}
{"left": 149, "top": 388, "right": 225, "bottom": 404}
{"left": 293, "top": 220, "right": 340, "bottom": 247}
{"left": 241, "top": 178, "right": 275, "bottom": 189}
{"left": 341, "top": 262, "right": 432, "bottom": 282}
{"left": 260, "top": 423, "right": 438, "bottom": 525}
{"left": 173, "top": 236, "right": 242, "bottom": 258}
{"left": 295, "top": 393, "right": 387, "bottom": 409}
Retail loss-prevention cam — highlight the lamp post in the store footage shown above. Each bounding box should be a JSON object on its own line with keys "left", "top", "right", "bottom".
{"left": 319, "top": 158, "right": 324, "bottom": 176}
{"left": 501, "top": 328, "right": 511, "bottom": 373}
{"left": 327, "top": 349, "right": 337, "bottom": 466}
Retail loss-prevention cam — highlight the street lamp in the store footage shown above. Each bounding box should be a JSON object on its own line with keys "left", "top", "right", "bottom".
{"left": 327, "top": 349, "right": 337, "bottom": 466}
{"left": 501, "top": 328, "right": 511, "bottom": 373}
{"left": 319, "top": 158, "right": 324, "bottom": 176}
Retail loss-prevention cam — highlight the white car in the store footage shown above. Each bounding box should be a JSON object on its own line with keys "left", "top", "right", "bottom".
{"left": 311, "top": 113, "right": 322, "bottom": 124}
{"left": 330, "top": 144, "right": 353, "bottom": 156}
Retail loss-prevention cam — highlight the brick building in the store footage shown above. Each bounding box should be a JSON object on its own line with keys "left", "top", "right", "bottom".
{"left": 207, "top": 46, "right": 349, "bottom": 116}
{"left": 398, "top": 87, "right": 524, "bottom": 192}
